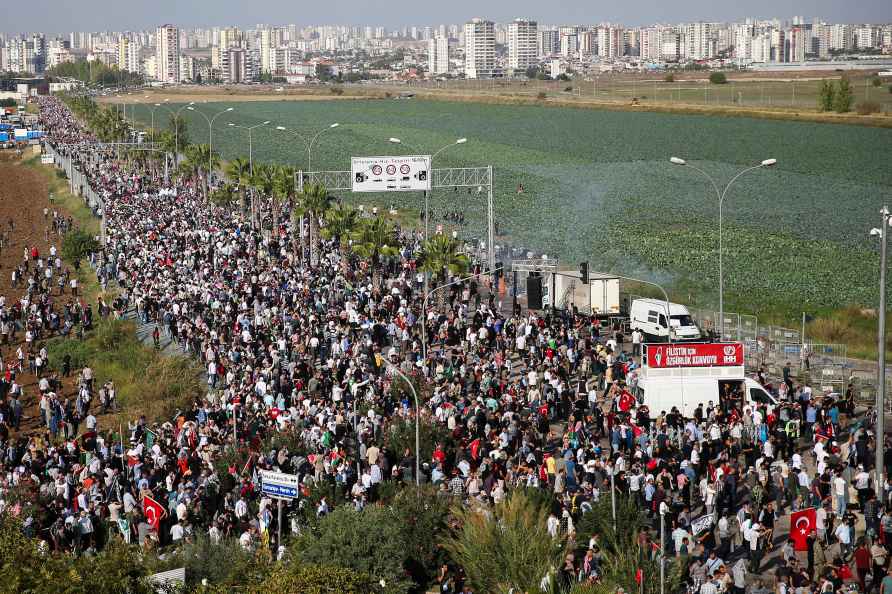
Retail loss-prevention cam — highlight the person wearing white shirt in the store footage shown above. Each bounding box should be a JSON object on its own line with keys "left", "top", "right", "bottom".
{"left": 234, "top": 496, "right": 248, "bottom": 520}
{"left": 833, "top": 473, "right": 848, "bottom": 513}
{"left": 170, "top": 521, "right": 185, "bottom": 542}
{"left": 834, "top": 521, "right": 852, "bottom": 557}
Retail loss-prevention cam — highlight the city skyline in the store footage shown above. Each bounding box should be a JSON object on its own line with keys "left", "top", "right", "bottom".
{"left": 9, "top": 0, "right": 892, "bottom": 35}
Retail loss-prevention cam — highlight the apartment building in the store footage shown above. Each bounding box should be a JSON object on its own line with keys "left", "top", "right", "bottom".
{"left": 464, "top": 18, "right": 495, "bottom": 78}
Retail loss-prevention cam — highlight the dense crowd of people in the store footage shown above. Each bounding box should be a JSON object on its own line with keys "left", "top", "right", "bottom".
{"left": 1, "top": 94, "right": 889, "bottom": 594}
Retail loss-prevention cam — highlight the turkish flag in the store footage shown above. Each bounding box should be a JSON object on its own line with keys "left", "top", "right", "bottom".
{"left": 635, "top": 569, "right": 643, "bottom": 584}
{"left": 143, "top": 495, "right": 167, "bottom": 532}
{"left": 619, "top": 392, "right": 635, "bottom": 412}
{"left": 470, "top": 438, "right": 481, "bottom": 461}
{"left": 791, "top": 508, "right": 817, "bottom": 551}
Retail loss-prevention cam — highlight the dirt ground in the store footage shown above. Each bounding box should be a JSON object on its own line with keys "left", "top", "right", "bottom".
{"left": 96, "top": 87, "right": 366, "bottom": 104}
{"left": 0, "top": 155, "right": 84, "bottom": 435}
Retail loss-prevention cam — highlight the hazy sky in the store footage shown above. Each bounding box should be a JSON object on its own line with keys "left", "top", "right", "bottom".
{"left": 12, "top": 0, "right": 892, "bottom": 34}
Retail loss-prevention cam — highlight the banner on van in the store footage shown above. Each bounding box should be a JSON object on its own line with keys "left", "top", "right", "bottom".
{"left": 646, "top": 342, "right": 744, "bottom": 368}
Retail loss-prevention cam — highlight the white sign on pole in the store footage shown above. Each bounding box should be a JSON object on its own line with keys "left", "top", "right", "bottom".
{"left": 351, "top": 155, "right": 431, "bottom": 193}
{"left": 260, "top": 469, "right": 300, "bottom": 500}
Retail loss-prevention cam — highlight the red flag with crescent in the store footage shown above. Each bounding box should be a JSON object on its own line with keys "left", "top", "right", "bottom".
{"left": 143, "top": 495, "right": 167, "bottom": 532}
{"left": 791, "top": 507, "right": 816, "bottom": 551}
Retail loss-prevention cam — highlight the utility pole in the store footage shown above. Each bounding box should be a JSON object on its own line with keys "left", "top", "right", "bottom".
{"left": 874, "top": 207, "right": 891, "bottom": 488}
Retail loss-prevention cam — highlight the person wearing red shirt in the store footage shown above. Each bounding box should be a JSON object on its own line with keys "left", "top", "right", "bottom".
{"left": 853, "top": 541, "right": 872, "bottom": 590}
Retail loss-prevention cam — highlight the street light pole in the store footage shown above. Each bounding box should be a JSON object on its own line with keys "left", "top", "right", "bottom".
{"left": 228, "top": 121, "right": 271, "bottom": 229}
{"left": 421, "top": 266, "right": 504, "bottom": 366}
{"left": 386, "top": 363, "right": 420, "bottom": 486}
{"left": 274, "top": 122, "right": 340, "bottom": 171}
{"left": 227, "top": 121, "right": 271, "bottom": 175}
{"left": 871, "top": 208, "right": 891, "bottom": 488}
{"left": 670, "top": 157, "right": 776, "bottom": 336}
{"left": 390, "top": 137, "right": 468, "bottom": 363}
{"left": 388, "top": 137, "right": 467, "bottom": 242}
{"left": 187, "top": 105, "right": 234, "bottom": 177}
{"left": 169, "top": 101, "right": 195, "bottom": 166}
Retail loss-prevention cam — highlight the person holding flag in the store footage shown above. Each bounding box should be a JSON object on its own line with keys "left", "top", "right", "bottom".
{"left": 790, "top": 507, "right": 817, "bottom": 552}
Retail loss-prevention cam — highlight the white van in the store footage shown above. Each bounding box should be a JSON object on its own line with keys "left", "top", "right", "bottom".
{"left": 637, "top": 375, "right": 777, "bottom": 419}
{"left": 629, "top": 298, "right": 701, "bottom": 342}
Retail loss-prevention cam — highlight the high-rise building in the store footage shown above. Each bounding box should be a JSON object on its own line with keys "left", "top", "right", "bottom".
{"left": 224, "top": 48, "right": 247, "bottom": 83}
{"left": 538, "top": 29, "right": 560, "bottom": 57}
{"left": 118, "top": 36, "right": 140, "bottom": 74}
{"left": 786, "top": 26, "right": 807, "bottom": 62}
{"left": 507, "top": 19, "right": 537, "bottom": 72}
{"left": 733, "top": 23, "right": 754, "bottom": 62}
{"left": 560, "top": 33, "right": 578, "bottom": 57}
{"left": 771, "top": 29, "right": 786, "bottom": 62}
{"left": 829, "top": 24, "right": 853, "bottom": 51}
{"left": 464, "top": 18, "right": 495, "bottom": 79}
{"left": 684, "top": 22, "right": 717, "bottom": 60}
{"left": 812, "top": 22, "right": 831, "bottom": 58}
{"left": 259, "top": 29, "right": 275, "bottom": 73}
{"left": 597, "top": 27, "right": 623, "bottom": 59}
{"left": 661, "top": 30, "right": 682, "bottom": 61}
{"left": 855, "top": 25, "right": 878, "bottom": 49}
{"left": 640, "top": 27, "right": 662, "bottom": 61}
{"left": 428, "top": 36, "right": 449, "bottom": 75}
{"left": 155, "top": 24, "right": 180, "bottom": 83}
{"left": 751, "top": 33, "right": 772, "bottom": 63}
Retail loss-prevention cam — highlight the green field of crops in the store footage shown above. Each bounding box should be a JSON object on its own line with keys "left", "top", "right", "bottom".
{"left": 131, "top": 98, "right": 892, "bottom": 320}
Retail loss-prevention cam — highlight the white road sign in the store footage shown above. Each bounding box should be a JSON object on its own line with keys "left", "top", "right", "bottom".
{"left": 260, "top": 469, "right": 300, "bottom": 500}
{"left": 351, "top": 155, "right": 431, "bottom": 192}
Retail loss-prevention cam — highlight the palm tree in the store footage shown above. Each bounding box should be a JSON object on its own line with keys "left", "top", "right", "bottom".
{"left": 321, "top": 204, "right": 360, "bottom": 250}
{"left": 293, "top": 183, "right": 333, "bottom": 266}
{"left": 271, "top": 165, "right": 295, "bottom": 235}
{"left": 250, "top": 164, "right": 276, "bottom": 230}
{"left": 209, "top": 183, "right": 238, "bottom": 208}
{"left": 183, "top": 144, "right": 220, "bottom": 200}
{"left": 224, "top": 157, "right": 252, "bottom": 219}
{"left": 154, "top": 130, "right": 177, "bottom": 178}
{"left": 350, "top": 216, "right": 400, "bottom": 286}
{"left": 418, "top": 234, "right": 470, "bottom": 309}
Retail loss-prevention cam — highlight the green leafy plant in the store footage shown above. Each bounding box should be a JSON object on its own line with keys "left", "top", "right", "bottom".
{"left": 61, "top": 228, "right": 99, "bottom": 264}
{"left": 834, "top": 76, "right": 854, "bottom": 112}
{"left": 445, "top": 491, "right": 567, "bottom": 594}
{"left": 709, "top": 72, "right": 728, "bottom": 84}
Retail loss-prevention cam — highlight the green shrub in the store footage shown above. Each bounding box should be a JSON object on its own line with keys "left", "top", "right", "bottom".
{"left": 834, "top": 76, "right": 854, "bottom": 112}
{"left": 252, "top": 562, "right": 378, "bottom": 594}
{"left": 61, "top": 228, "right": 99, "bottom": 264}
{"left": 293, "top": 505, "right": 413, "bottom": 594}
{"left": 856, "top": 101, "right": 881, "bottom": 115}
{"left": 445, "top": 491, "right": 566, "bottom": 594}
{"left": 709, "top": 72, "right": 728, "bottom": 84}
{"left": 871, "top": 77, "right": 882, "bottom": 87}
{"left": 664, "top": 73, "right": 675, "bottom": 83}
{"left": 46, "top": 335, "right": 97, "bottom": 370}
{"left": 537, "top": 91, "right": 547, "bottom": 100}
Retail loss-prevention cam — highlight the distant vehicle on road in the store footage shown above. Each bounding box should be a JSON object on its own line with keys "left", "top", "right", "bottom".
{"left": 630, "top": 298, "right": 701, "bottom": 342}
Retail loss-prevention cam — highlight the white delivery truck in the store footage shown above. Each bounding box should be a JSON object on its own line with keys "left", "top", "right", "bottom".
{"left": 637, "top": 342, "right": 777, "bottom": 418}
{"left": 548, "top": 271, "right": 620, "bottom": 317}
{"left": 629, "top": 298, "right": 701, "bottom": 342}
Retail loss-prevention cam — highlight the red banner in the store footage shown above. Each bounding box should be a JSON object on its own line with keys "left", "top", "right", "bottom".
{"left": 646, "top": 343, "right": 744, "bottom": 369}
